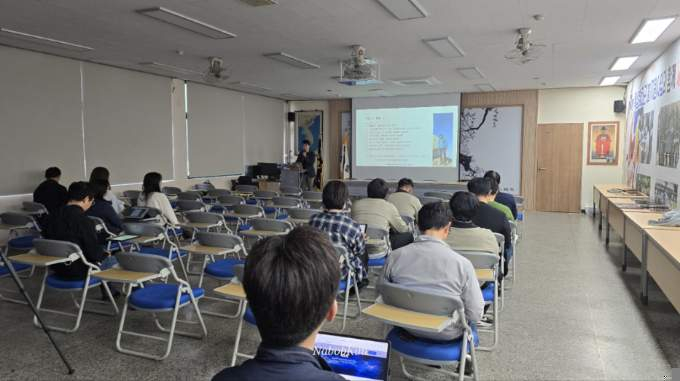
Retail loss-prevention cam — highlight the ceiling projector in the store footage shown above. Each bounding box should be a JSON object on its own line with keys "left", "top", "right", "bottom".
{"left": 338, "top": 45, "right": 382, "bottom": 86}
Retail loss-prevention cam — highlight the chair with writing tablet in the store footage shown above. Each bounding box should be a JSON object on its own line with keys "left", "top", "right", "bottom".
{"left": 280, "top": 186, "right": 302, "bottom": 197}
{"left": 493, "top": 233, "right": 506, "bottom": 310}
{"left": 88, "top": 216, "right": 133, "bottom": 253}
{"left": 285, "top": 207, "right": 319, "bottom": 225}
{"left": 224, "top": 204, "right": 264, "bottom": 232}
{"left": 270, "top": 196, "right": 301, "bottom": 218}
{"left": 203, "top": 188, "right": 231, "bottom": 204}
{"left": 0, "top": 256, "right": 32, "bottom": 305}
{"left": 419, "top": 196, "right": 446, "bottom": 206}
{"left": 123, "top": 223, "right": 189, "bottom": 280}
{"left": 21, "top": 201, "right": 49, "bottom": 217}
{"left": 0, "top": 212, "right": 42, "bottom": 255}
{"left": 177, "top": 191, "right": 203, "bottom": 202}
{"left": 423, "top": 191, "right": 453, "bottom": 201}
{"left": 507, "top": 220, "right": 519, "bottom": 282}
{"left": 162, "top": 187, "right": 182, "bottom": 198}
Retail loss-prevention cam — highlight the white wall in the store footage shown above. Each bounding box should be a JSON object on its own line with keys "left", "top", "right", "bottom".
{"left": 288, "top": 101, "right": 330, "bottom": 182}
{"left": 538, "top": 87, "right": 627, "bottom": 209}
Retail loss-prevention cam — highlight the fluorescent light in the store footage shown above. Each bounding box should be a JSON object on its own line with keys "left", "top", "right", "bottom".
{"left": 457, "top": 67, "right": 484, "bottom": 79}
{"left": 630, "top": 17, "right": 676, "bottom": 44}
{"left": 0, "top": 27, "right": 93, "bottom": 52}
{"left": 423, "top": 37, "right": 465, "bottom": 58}
{"left": 375, "top": 0, "right": 427, "bottom": 20}
{"left": 391, "top": 76, "right": 440, "bottom": 86}
{"left": 137, "top": 7, "right": 236, "bottom": 39}
{"left": 140, "top": 62, "right": 203, "bottom": 76}
{"left": 229, "top": 81, "right": 272, "bottom": 92}
{"left": 475, "top": 84, "right": 495, "bottom": 92}
{"left": 610, "top": 56, "right": 639, "bottom": 71}
{"left": 263, "top": 52, "right": 320, "bottom": 69}
{"left": 600, "top": 76, "right": 620, "bottom": 86}
{"left": 240, "top": 0, "right": 278, "bottom": 6}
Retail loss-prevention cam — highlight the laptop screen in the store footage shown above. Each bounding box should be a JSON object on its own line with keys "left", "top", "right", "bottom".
{"left": 127, "top": 207, "right": 148, "bottom": 219}
{"left": 314, "top": 332, "right": 390, "bottom": 381}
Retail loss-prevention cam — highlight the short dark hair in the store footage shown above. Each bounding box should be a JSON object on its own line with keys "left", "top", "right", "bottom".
{"left": 89, "top": 167, "right": 110, "bottom": 183}
{"left": 243, "top": 227, "right": 340, "bottom": 347}
{"left": 484, "top": 170, "right": 501, "bottom": 185}
{"left": 302, "top": 139, "right": 311, "bottom": 146}
{"left": 449, "top": 191, "right": 479, "bottom": 221}
{"left": 142, "top": 172, "right": 162, "bottom": 198}
{"left": 322, "top": 180, "right": 348, "bottom": 210}
{"left": 487, "top": 176, "right": 499, "bottom": 195}
{"left": 417, "top": 202, "right": 451, "bottom": 232}
{"left": 68, "top": 181, "right": 95, "bottom": 202}
{"left": 45, "top": 167, "right": 61, "bottom": 179}
{"left": 90, "top": 179, "right": 110, "bottom": 200}
{"left": 397, "top": 178, "right": 414, "bottom": 190}
{"left": 367, "top": 178, "right": 389, "bottom": 199}
{"left": 467, "top": 177, "right": 491, "bottom": 197}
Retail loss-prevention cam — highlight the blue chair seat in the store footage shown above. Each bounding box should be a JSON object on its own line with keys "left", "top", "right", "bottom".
{"left": 386, "top": 325, "right": 478, "bottom": 362}
{"left": 106, "top": 240, "right": 135, "bottom": 252}
{"left": 263, "top": 207, "right": 276, "bottom": 214}
{"left": 8, "top": 235, "right": 35, "bottom": 250}
{"left": 170, "top": 201, "right": 178, "bottom": 209}
{"left": 276, "top": 214, "right": 289, "bottom": 220}
{"left": 138, "top": 246, "right": 187, "bottom": 260}
{"left": 244, "top": 306, "right": 256, "bottom": 325}
{"left": 204, "top": 258, "right": 245, "bottom": 279}
{"left": 129, "top": 284, "right": 204, "bottom": 310}
{"left": 338, "top": 278, "right": 353, "bottom": 293}
{"left": 481, "top": 282, "right": 495, "bottom": 302}
{"left": 238, "top": 224, "right": 252, "bottom": 232}
{"left": 46, "top": 274, "right": 101, "bottom": 290}
{"left": 245, "top": 199, "right": 258, "bottom": 205}
{"left": 167, "top": 227, "right": 183, "bottom": 236}
{"left": 368, "top": 257, "right": 386, "bottom": 267}
{"left": 0, "top": 263, "right": 31, "bottom": 276}
{"left": 210, "top": 205, "right": 225, "bottom": 214}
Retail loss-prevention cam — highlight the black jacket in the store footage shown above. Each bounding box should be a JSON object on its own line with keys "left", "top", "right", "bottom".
{"left": 472, "top": 202, "right": 512, "bottom": 251}
{"left": 212, "top": 345, "right": 343, "bottom": 381}
{"left": 33, "top": 179, "right": 68, "bottom": 215}
{"left": 86, "top": 199, "right": 123, "bottom": 234}
{"left": 296, "top": 151, "right": 316, "bottom": 177}
{"left": 44, "top": 205, "right": 107, "bottom": 280}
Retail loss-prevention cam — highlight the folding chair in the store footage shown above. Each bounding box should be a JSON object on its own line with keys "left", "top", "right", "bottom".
{"left": 420, "top": 196, "right": 446, "bottom": 205}
{"left": 493, "top": 233, "right": 506, "bottom": 310}
{"left": 456, "top": 251, "right": 499, "bottom": 352}
{"left": 365, "top": 227, "right": 391, "bottom": 292}
{"left": 234, "top": 184, "right": 258, "bottom": 195}
{"left": 333, "top": 245, "right": 362, "bottom": 331}
{"left": 212, "top": 269, "right": 255, "bottom": 366}
{"left": 10, "top": 239, "right": 119, "bottom": 333}
{"left": 177, "top": 191, "right": 202, "bottom": 202}
{"left": 368, "top": 282, "right": 479, "bottom": 381}
{"left": 423, "top": 191, "right": 453, "bottom": 200}
{"left": 251, "top": 191, "right": 278, "bottom": 217}
{"left": 203, "top": 188, "right": 231, "bottom": 204}
{"left": 285, "top": 207, "right": 319, "bottom": 225}
{"left": 162, "top": 187, "right": 182, "bottom": 197}
{"left": 88, "top": 216, "right": 133, "bottom": 253}
{"left": 21, "top": 201, "right": 49, "bottom": 217}
{"left": 302, "top": 191, "right": 323, "bottom": 209}
{"left": 123, "top": 190, "right": 141, "bottom": 207}
{"left": 176, "top": 200, "right": 206, "bottom": 214}
{"left": 216, "top": 195, "right": 245, "bottom": 208}
{"left": 507, "top": 220, "right": 519, "bottom": 282}
{"left": 223, "top": 204, "right": 265, "bottom": 231}
{"left": 103, "top": 253, "right": 207, "bottom": 361}
{"left": 0, "top": 212, "right": 41, "bottom": 254}
{"left": 280, "top": 186, "right": 302, "bottom": 197}
{"left": 401, "top": 215, "right": 417, "bottom": 239}
{"left": 270, "top": 197, "right": 301, "bottom": 218}
{"left": 240, "top": 218, "right": 293, "bottom": 243}
{"left": 123, "top": 223, "right": 189, "bottom": 280}
{"left": 0, "top": 259, "right": 32, "bottom": 304}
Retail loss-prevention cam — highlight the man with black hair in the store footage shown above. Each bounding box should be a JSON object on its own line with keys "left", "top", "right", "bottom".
{"left": 381, "top": 202, "right": 484, "bottom": 341}
{"left": 352, "top": 178, "right": 412, "bottom": 250}
{"left": 446, "top": 191, "right": 498, "bottom": 254}
{"left": 487, "top": 177, "right": 514, "bottom": 221}
{"left": 86, "top": 179, "right": 124, "bottom": 235}
{"left": 296, "top": 139, "right": 316, "bottom": 191}
{"left": 33, "top": 166, "right": 68, "bottom": 215}
{"left": 212, "top": 227, "right": 344, "bottom": 381}
{"left": 467, "top": 177, "right": 512, "bottom": 274}
{"left": 387, "top": 178, "right": 422, "bottom": 221}
{"left": 484, "top": 170, "right": 518, "bottom": 219}
{"left": 44, "top": 182, "right": 115, "bottom": 280}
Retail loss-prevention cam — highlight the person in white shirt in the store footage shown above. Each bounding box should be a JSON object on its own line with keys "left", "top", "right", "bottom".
{"left": 386, "top": 178, "right": 422, "bottom": 222}
{"left": 89, "top": 167, "right": 126, "bottom": 214}
{"left": 137, "top": 172, "right": 179, "bottom": 225}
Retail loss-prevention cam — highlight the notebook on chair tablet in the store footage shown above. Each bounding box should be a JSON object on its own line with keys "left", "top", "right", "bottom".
{"left": 314, "top": 332, "right": 390, "bottom": 381}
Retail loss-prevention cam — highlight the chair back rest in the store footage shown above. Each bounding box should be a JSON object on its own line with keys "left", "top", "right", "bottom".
{"left": 401, "top": 215, "right": 414, "bottom": 224}
{"left": 378, "top": 281, "right": 462, "bottom": 317}
{"left": 250, "top": 218, "right": 293, "bottom": 233}
{"left": 423, "top": 191, "right": 452, "bottom": 200}
{"left": 306, "top": 200, "right": 324, "bottom": 209}
{"left": 22, "top": 201, "right": 48, "bottom": 214}
{"left": 196, "top": 231, "right": 244, "bottom": 251}
{"left": 420, "top": 196, "right": 445, "bottom": 205}
{"left": 123, "top": 222, "right": 165, "bottom": 238}
{"left": 234, "top": 184, "right": 258, "bottom": 194}
{"left": 176, "top": 200, "right": 205, "bottom": 212}
{"left": 286, "top": 208, "right": 318, "bottom": 220}
{"left": 233, "top": 204, "right": 264, "bottom": 216}
{"left": 33, "top": 238, "right": 83, "bottom": 260}
{"left": 218, "top": 195, "right": 244, "bottom": 206}
{"left": 456, "top": 250, "right": 498, "bottom": 269}
{"left": 494, "top": 233, "right": 505, "bottom": 253}
{"left": 254, "top": 190, "right": 278, "bottom": 199}
{"left": 184, "top": 211, "right": 224, "bottom": 224}
{"left": 162, "top": 187, "right": 182, "bottom": 196}
{"left": 177, "top": 191, "right": 202, "bottom": 201}
{"left": 280, "top": 186, "right": 302, "bottom": 196}
{"left": 0, "top": 212, "right": 37, "bottom": 227}
{"left": 302, "top": 191, "right": 322, "bottom": 201}
{"left": 272, "top": 197, "right": 300, "bottom": 207}
{"left": 208, "top": 189, "right": 231, "bottom": 198}
{"left": 88, "top": 216, "right": 107, "bottom": 232}
{"left": 333, "top": 244, "right": 350, "bottom": 264}
{"left": 116, "top": 252, "right": 172, "bottom": 274}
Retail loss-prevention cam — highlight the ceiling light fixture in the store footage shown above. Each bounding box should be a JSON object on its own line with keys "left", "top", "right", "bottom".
{"left": 137, "top": 7, "right": 236, "bottom": 39}
{"left": 391, "top": 76, "right": 440, "bottom": 86}
{"left": 229, "top": 81, "right": 272, "bottom": 92}
{"left": 600, "top": 76, "right": 620, "bottom": 86}
{"left": 457, "top": 67, "right": 484, "bottom": 79}
{"left": 240, "top": 0, "right": 278, "bottom": 6}
{"left": 139, "top": 62, "right": 203, "bottom": 76}
{"left": 609, "top": 56, "right": 639, "bottom": 71}
{"left": 375, "top": 0, "right": 428, "bottom": 20}
{"left": 423, "top": 37, "right": 465, "bottom": 58}
{"left": 263, "top": 52, "right": 320, "bottom": 69}
{"left": 0, "top": 27, "right": 93, "bottom": 52}
{"left": 475, "top": 84, "right": 495, "bottom": 92}
{"left": 630, "top": 17, "right": 676, "bottom": 44}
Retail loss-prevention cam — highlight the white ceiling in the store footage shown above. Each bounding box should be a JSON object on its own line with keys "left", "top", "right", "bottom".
{"left": 1, "top": 0, "right": 679, "bottom": 100}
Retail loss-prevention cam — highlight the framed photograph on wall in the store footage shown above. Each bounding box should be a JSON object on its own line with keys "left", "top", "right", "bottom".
{"left": 587, "top": 121, "right": 619, "bottom": 165}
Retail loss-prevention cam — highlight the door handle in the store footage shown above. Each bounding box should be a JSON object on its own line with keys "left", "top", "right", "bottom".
{"left": 538, "top": 167, "right": 547, "bottom": 171}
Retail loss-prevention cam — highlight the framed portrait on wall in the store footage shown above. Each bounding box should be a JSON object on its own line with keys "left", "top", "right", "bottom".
{"left": 587, "top": 121, "right": 619, "bottom": 165}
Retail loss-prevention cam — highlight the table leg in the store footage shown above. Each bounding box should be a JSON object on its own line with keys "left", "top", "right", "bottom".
{"left": 621, "top": 221, "right": 627, "bottom": 272}
{"left": 640, "top": 234, "right": 649, "bottom": 305}
{"left": 604, "top": 203, "right": 610, "bottom": 247}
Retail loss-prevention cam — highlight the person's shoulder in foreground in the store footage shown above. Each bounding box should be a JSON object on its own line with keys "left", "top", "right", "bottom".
{"left": 212, "top": 226, "right": 344, "bottom": 381}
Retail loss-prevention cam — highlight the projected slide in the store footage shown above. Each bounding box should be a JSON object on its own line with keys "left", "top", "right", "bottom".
{"left": 355, "top": 106, "right": 458, "bottom": 168}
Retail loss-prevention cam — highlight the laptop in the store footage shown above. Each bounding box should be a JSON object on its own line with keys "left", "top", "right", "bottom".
{"left": 314, "top": 332, "right": 390, "bottom": 381}
{"left": 125, "top": 207, "right": 151, "bottom": 220}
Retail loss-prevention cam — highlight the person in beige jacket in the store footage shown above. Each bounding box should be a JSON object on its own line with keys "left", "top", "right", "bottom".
{"left": 386, "top": 178, "right": 422, "bottom": 222}
{"left": 351, "top": 178, "right": 413, "bottom": 250}
{"left": 445, "top": 191, "right": 498, "bottom": 254}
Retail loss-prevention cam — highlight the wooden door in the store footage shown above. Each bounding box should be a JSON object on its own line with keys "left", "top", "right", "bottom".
{"left": 535, "top": 123, "right": 583, "bottom": 212}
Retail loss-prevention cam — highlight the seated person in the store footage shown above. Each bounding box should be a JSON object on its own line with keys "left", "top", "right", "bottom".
{"left": 352, "top": 178, "right": 412, "bottom": 250}
{"left": 468, "top": 178, "right": 512, "bottom": 275}
{"left": 487, "top": 177, "right": 514, "bottom": 221}
{"left": 484, "top": 170, "right": 518, "bottom": 219}
{"left": 380, "top": 202, "right": 484, "bottom": 341}
{"left": 137, "top": 172, "right": 179, "bottom": 225}
{"left": 33, "top": 166, "right": 68, "bottom": 215}
{"left": 86, "top": 179, "right": 124, "bottom": 235}
{"left": 212, "top": 227, "right": 344, "bottom": 381}
{"left": 386, "top": 178, "right": 422, "bottom": 222}
{"left": 89, "top": 166, "right": 125, "bottom": 214}
{"left": 446, "top": 191, "right": 499, "bottom": 254}
{"left": 43, "top": 182, "right": 117, "bottom": 280}
{"left": 309, "top": 180, "right": 368, "bottom": 285}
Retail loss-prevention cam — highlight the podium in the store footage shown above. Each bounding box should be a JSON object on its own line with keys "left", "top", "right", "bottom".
{"left": 281, "top": 166, "right": 303, "bottom": 190}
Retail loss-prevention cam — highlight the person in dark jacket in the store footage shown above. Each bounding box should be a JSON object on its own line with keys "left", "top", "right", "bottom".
{"left": 33, "top": 167, "right": 68, "bottom": 215}
{"left": 484, "top": 170, "right": 518, "bottom": 219}
{"left": 296, "top": 139, "right": 316, "bottom": 191}
{"left": 212, "top": 227, "right": 344, "bottom": 381}
{"left": 44, "top": 182, "right": 115, "bottom": 280}
{"left": 86, "top": 179, "right": 123, "bottom": 235}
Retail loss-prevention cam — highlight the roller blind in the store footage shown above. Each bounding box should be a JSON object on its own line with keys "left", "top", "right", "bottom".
{"left": 82, "top": 63, "right": 174, "bottom": 184}
{"left": 244, "top": 94, "right": 285, "bottom": 165}
{"left": 0, "top": 46, "right": 84, "bottom": 195}
{"left": 187, "top": 83, "right": 245, "bottom": 177}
